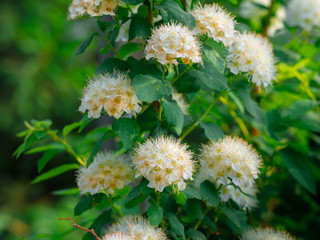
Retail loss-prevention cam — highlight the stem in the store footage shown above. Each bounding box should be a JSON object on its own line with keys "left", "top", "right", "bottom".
{"left": 58, "top": 218, "right": 101, "bottom": 240}
{"left": 158, "top": 100, "right": 163, "bottom": 122}
{"left": 156, "top": 191, "right": 161, "bottom": 206}
{"left": 180, "top": 90, "right": 226, "bottom": 140}
{"left": 49, "top": 132, "right": 85, "bottom": 166}
{"left": 104, "top": 33, "right": 122, "bottom": 60}
{"left": 172, "top": 64, "right": 192, "bottom": 86}
{"left": 126, "top": 4, "right": 134, "bottom": 15}
{"left": 108, "top": 197, "right": 118, "bottom": 223}
{"left": 194, "top": 207, "right": 212, "bottom": 230}
{"left": 262, "top": 0, "right": 275, "bottom": 36}
{"left": 149, "top": 0, "right": 154, "bottom": 26}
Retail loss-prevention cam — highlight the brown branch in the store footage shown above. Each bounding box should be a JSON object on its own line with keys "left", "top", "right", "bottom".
{"left": 58, "top": 217, "right": 101, "bottom": 240}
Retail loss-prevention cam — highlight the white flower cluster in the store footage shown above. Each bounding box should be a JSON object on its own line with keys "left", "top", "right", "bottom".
{"left": 286, "top": 0, "right": 320, "bottom": 31}
{"left": 68, "top": 0, "right": 119, "bottom": 20}
{"left": 105, "top": 217, "right": 167, "bottom": 240}
{"left": 192, "top": 3, "right": 237, "bottom": 46}
{"left": 227, "top": 32, "right": 276, "bottom": 88}
{"left": 145, "top": 23, "right": 202, "bottom": 65}
{"left": 77, "top": 152, "right": 134, "bottom": 195}
{"left": 198, "top": 136, "right": 262, "bottom": 210}
{"left": 172, "top": 89, "right": 189, "bottom": 115}
{"left": 241, "top": 227, "right": 295, "bottom": 240}
{"left": 79, "top": 71, "right": 141, "bottom": 119}
{"left": 132, "top": 136, "right": 194, "bottom": 192}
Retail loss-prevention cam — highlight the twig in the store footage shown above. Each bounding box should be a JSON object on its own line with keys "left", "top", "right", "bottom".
{"left": 58, "top": 217, "right": 101, "bottom": 240}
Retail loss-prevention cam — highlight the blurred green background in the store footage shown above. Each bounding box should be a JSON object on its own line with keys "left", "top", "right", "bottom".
{"left": 0, "top": 1, "right": 100, "bottom": 239}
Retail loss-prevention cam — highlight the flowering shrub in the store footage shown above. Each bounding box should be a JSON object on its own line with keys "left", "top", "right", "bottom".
{"left": 15, "top": 0, "right": 319, "bottom": 239}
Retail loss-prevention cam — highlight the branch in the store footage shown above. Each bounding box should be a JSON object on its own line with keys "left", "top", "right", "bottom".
{"left": 58, "top": 217, "right": 101, "bottom": 240}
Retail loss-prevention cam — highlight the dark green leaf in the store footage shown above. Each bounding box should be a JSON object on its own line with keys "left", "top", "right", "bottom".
{"left": 203, "top": 45, "right": 225, "bottom": 72}
{"left": 127, "top": 56, "right": 162, "bottom": 78}
{"left": 186, "top": 229, "right": 206, "bottom": 240}
{"left": 71, "top": 33, "right": 97, "bottom": 66}
{"left": 199, "top": 121, "right": 224, "bottom": 141}
{"left": 118, "top": 42, "right": 141, "bottom": 59}
{"left": 95, "top": 58, "right": 129, "bottom": 74}
{"left": 121, "top": 0, "right": 144, "bottom": 5}
{"left": 220, "top": 206, "right": 248, "bottom": 234}
{"left": 112, "top": 118, "right": 141, "bottom": 150}
{"left": 281, "top": 149, "right": 316, "bottom": 195}
{"left": 129, "top": 15, "right": 151, "bottom": 40}
{"left": 148, "top": 198, "right": 164, "bottom": 226}
{"left": 183, "top": 199, "right": 203, "bottom": 219}
{"left": 200, "top": 180, "right": 219, "bottom": 207}
{"left": 183, "top": 185, "right": 201, "bottom": 199}
{"left": 86, "top": 130, "right": 114, "bottom": 167}
{"left": 74, "top": 195, "right": 93, "bottom": 216}
{"left": 158, "top": 0, "right": 196, "bottom": 28}
{"left": 202, "top": 216, "right": 218, "bottom": 232}
{"left": 31, "top": 164, "right": 78, "bottom": 184}
{"left": 132, "top": 74, "right": 172, "bottom": 102}
{"left": 167, "top": 213, "right": 186, "bottom": 240}
{"left": 162, "top": 99, "right": 184, "bottom": 135}
{"left": 13, "top": 133, "right": 38, "bottom": 158}
{"left": 194, "top": 61, "right": 227, "bottom": 91}
{"left": 82, "top": 211, "right": 111, "bottom": 240}
{"left": 125, "top": 194, "right": 148, "bottom": 208}
{"left": 150, "top": 123, "right": 168, "bottom": 137}
{"left": 237, "top": 88, "right": 265, "bottom": 124}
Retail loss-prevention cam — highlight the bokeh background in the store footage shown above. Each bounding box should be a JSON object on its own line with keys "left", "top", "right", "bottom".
{"left": 1, "top": 0, "right": 320, "bottom": 240}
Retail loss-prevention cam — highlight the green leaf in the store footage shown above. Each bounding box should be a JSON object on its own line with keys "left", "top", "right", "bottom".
{"left": 200, "top": 180, "right": 219, "bottom": 207}
{"left": 148, "top": 198, "right": 164, "bottom": 226}
{"left": 121, "top": 0, "right": 144, "bottom": 5}
{"left": 63, "top": 122, "right": 83, "bottom": 137}
{"left": 37, "top": 149, "right": 64, "bottom": 173}
{"left": 112, "top": 118, "right": 141, "bottom": 150}
{"left": 183, "top": 199, "right": 203, "bottom": 219}
{"left": 86, "top": 129, "right": 114, "bottom": 167}
{"left": 199, "top": 121, "right": 224, "bottom": 141}
{"left": 203, "top": 45, "right": 225, "bottom": 73}
{"left": 284, "top": 99, "right": 319, "bottom": 119}
{"left": 237, "top": 88, "right": 265, "bottom": 124}
{"left": 194, "top": 60, "right": 227, "bottom": 91}
{"left": 26, "top": 144, "right": 64, "bottom": 154}
{"left": 71, "top": 33, "right": 97, "bottom": 66}
{"left": 82, "top": 211, "right": 111, "bottom": 240}
{"left": 174, "top": 191, "right": 187, "bottom": 205}
{"left": 31, "top": 164, "right": 78, "bottom": 184}
{"left": 132, "top": 74, "right": 172, "bottom": 102}
{"left": 183, "top": 185, "right": 201, "bottom": 199}
{"left": 202, "top": 216, "right": 218, "bottom": 232}
{"left": 74, "top": 195, "right": 93, "bottom": 216}
{"left": 95, "top": 58, "right": 129, "bottom": 74}
{"left": 14, "top": 133, "right": 38, "bottom": 158}
{"left": 129, "top": 15, "right": 151, "bottom": 41}
{"left": 162, "top": 99, "right": 184, "bottom": 135}
{"left": 281, "top": 149, "right": 316, "bottom": 195}
{"left": 127, "top": 56, "right": 162, "bottom": 78}
{"left": 125, "top": 194, "right": 148, "bottom": 208}
{"left": 52, "top": 188, "right": 79, "bottom": 196}
{"left": 167, "top": 213, "right": 186, "bottom": 240}
{"left": 158, "top": 0, "right": 196, "bottom": 28}
{"left": 186, "top": 229, "right": 206, "bottom": 240}
{"left": 118, "top": 42, "right": 141, "bottom": 59}
{"left": 220, "top": 206, "right": 248, "bottom": 234}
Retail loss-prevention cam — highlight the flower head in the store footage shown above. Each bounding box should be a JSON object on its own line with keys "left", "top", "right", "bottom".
{"left": 68, "top": 0, "right": 120, "bottom": 20}
{"left": 199, "top": 136, "right": 262, "bottom": 188}
{"left": 286, "top": 0, "right": 320, "bottom": 31}
{"left": 226, "top": 32, "right": 276, "bottom": 88}
{"left": 192, "top": 3, "right": 237, "bottom": 46}
{"left": 241, "top": 227, "right": 295, "bottom": 240}
{"left": 102, "top": 232, "right": 133, "bottom": 240}
{"left": 77, "top": 152, "right": 134, "bottom": 195}
{"left": 145, "top": 22, "right": 202, "bottom": 65}
{"left": 107, "top": 217, "right": 167, "bottom": 240}
{"left": 132, "top": 136, "right": 194, "bottom": 192}
{"left": 79, "top": 71, "right": 141, "bottom": 119}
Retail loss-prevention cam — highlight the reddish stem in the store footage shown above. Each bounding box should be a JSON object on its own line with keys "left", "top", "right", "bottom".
{"left": 58, "top": 217, "right": 101, "bottom": 240}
